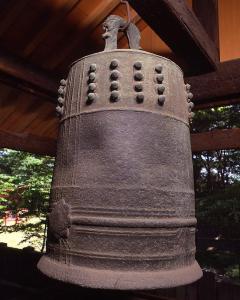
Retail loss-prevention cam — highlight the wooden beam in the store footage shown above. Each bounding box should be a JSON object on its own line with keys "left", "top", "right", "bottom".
{"left": 0, "top": 49, "right": 58, "bottom": 102}
{"left": 192, "top": 97, "right": 240, "bottom": 110}
{"left": 0, "top": 52, "right": 239, "bottom": 110}
{"left": 191, "top": 128, "right": 240, "bottom": 153}
{"left": 0, "top": 130, "right": 56, "bottom": 156}
{"left": 192, "top": 0, "right": 219, "bottom": 53}
{"left": 187, "top": 59, "right": 240, "bottom": 109}
{"left": 128, "top": 0, "right": 219, "bottom": 74}
{"left": 1, "top": 127, "right": 239, "bottom": 157}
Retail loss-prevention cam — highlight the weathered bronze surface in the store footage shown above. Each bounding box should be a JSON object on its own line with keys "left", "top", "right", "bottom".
{"left": 38, "top": 15, "right": 202, "bottom": 290}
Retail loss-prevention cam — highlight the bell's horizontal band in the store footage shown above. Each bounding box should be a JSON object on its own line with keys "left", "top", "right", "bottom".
{"left": 59, "top": 109, "right": 190, "bottom": 126}
{"left": 46, "top": 244, "right": 196, "bottom": 261}
{"left": 70, "top": 215, "right": 197, "bottom": 227}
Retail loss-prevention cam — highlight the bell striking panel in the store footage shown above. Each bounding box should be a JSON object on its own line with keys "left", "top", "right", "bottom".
{"left": 38, "top": 15, "right": 202, "bottom": 289}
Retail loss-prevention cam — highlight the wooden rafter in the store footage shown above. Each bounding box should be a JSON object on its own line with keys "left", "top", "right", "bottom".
{"left": 128, "top": 0, "right": 219, "bottom": 74}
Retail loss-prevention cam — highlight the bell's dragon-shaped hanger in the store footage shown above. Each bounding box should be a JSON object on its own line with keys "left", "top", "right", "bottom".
{"left": 102, "top": 0, "right": 141, "bottom": 51}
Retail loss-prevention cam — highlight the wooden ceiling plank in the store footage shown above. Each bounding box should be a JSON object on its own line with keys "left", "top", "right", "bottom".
{"left": 55, "top": 4, "right": 141, "bottom": 71}
{"left": 0, "top": 0, "right": 31, "bottom": 37}
{"left": 128, "top": 0, "right": 219, "bottom": 74}
{"left": 192, "top": 0, "right": 219, "bottom": 53}
{"left": 191, "top": 128, "right": 240, "bottom": 152}
{"left": 1, "top": 97, "right": 46, "bottom": 133}
{"left": 23, "top": 0, "right": 81, "bottom": 57}
{"left": 16, "top": 102, "right": 56, "bottom": 133}
{"left": 36, "top": 116, "right": 58, "bottom": 137}
{"left": 1, "top": 1, "right": 58, "bottom": 56}
{"left": 24, "top": 109, "right": 57, "bottom": 137}
{"left": 45, "top": 0, "right": 120, "bottom": 70}
{"left": 41, "top": 122, "right": 59, "bottom": 138}
{"left": 0, "top": 91, "right": 21, "bottom": 126}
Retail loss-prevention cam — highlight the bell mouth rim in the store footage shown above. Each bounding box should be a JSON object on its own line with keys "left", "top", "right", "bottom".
{"left": 38, "top": 256, "right": 202, "bottom": 290}
{"left": 69, "top": 49, "right": 183, "bottom": 75}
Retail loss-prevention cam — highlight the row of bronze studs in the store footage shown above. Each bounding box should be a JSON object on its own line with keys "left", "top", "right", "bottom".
{"left": 86, "top": 64, "right": 97, "bottom": 105}
{"left": 185, "top": 83, "right": 195, "bottom": 120}
{"left": 56, "top": 79, "right": 67, "bottom": 116}
{"left": 86, "top": 62, "right": 166, "bottom": 106}
{"left": 133, "top": 61, "right": 144, "bottom": 104}
{"left": 109, "top": 59, "right": 120, "bottom": 102}
{"left": 155, "top": 64, "right": 165, "bottom": 106}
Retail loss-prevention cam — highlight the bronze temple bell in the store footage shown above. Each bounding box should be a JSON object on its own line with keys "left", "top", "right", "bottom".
{"left": 38, "top": 15, "right": 202, "bottom": 289}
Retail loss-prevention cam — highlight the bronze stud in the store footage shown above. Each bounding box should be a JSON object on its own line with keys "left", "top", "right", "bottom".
{"left": 158, "top": 95, "right": 165, "bottom": 106}
{"left": 134, "top": 62, "right": 142, "bottom": 70}
{"left": 86, "top": 94, "right": 95, "bottom": 105}
{"left": 134, "top": 72, "right": 144, "bottom": 81}
{"left": 89, "top": 64, "right": 97, "bottom": 72}
{"left": 136, "top": 93, "right": 144, "bottom": 103}
{"left": 157, "top": 85, "right": 165, "bottom": 94}
{"left": 134, "top": 84, "right": 143, "bottom": 92}
{"left": 110, "top": 70, "right": 120, "bottom": 80}
{"left": 156, "top": 74, "right": 164, "bottom": 83}
{"left": 58, "top": 97, "right": 64, "bottom": 104}
{"left": 56, "top": 106, "right": 64, "bottom": 116}
{"left": 88, "top": 93, "right": 96, "bottom": 102}
{"left": 89, "top": 72, "right": 96, "bottom": 82}
{"left": 155, "top": 64, "right": 163, "bottom": 73}
{"left": 185, "top": 83, "right": 191, "bottom": 91}
{"left": 110, "top": 81, "right": 119, "bottom": 91}
{"left": 60, "top": 79, "right": 66, "bottom": 86}
{"left": 189, "top": 102, "right": 194, "bottom": 109}
{"left": 110, "top": 91, "right": 120, "bottom": 102}
{"left": 110, "top": 59, "right": 119, "bottom": 69}
{"left": 188, "top": 92, "right": 193, "bottom": 100}
{"left": 58, "top": 87, "right": 65, "bottom": 95}
{"left": 88, "top": 83, "right": 97, "bottom": 92}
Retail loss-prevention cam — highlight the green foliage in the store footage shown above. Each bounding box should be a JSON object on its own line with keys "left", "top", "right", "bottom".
{"left": 0, "top": 149, "right": 54, "bottom": 250}
{"left": 191, "top": 105, "right": 240, "bottom": 196}
{"left": 193, "top": 150, "right": 240, "bottom": 195}
{"left": 191, "top": 105, "right": 240, "bottom": 133}
{"left": 197, "top": 251, "right": 240, "bottom": 279}
{"left": 196, "top": 183, "right": 240, "bottom": 237}
{"left": 0, "top": 149, "right": 54, "bottom": 216}
{"left": 191, "top": 105, "right": 240, "bottom": 280}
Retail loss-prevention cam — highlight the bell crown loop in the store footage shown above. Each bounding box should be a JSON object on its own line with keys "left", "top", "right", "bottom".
{"left": 120, "top": 0, "right": 131, "bottom": 30}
